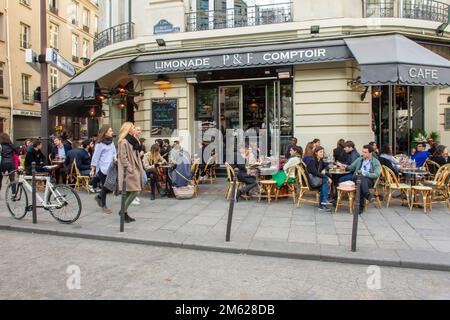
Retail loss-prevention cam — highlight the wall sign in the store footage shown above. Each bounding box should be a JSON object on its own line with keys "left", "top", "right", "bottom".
{"left": 151, "top": 99, "right": 177, "bottom": 136}
{"left": 445, "top": 108, "right": 450, "bottom": 131}
{"left": 154, "top": 19, "right": 180, "bottom": 35}
{"left": 12, "top": 110, "right": 41, "bottom": 117}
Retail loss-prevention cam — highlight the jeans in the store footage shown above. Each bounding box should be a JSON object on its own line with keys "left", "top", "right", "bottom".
{"left": 353, "top": 175, "right": 374, "bottom": 206}
{"left": 147, "top": 171, "right": 159, "bottom": 195}
{"left": 338, "top": 173, "right": 354, "bottom": 183}
{"left": 320, "top": 177, "right": 330, "bottom": 204}
{"left": 238, "top": 175, "right": 258, "bottom": 195}
{"left": 97, "top": 171, "right": 111, "bottom": 207}
{"left": 0, "top": 162, "right": 15, "bottom": 190}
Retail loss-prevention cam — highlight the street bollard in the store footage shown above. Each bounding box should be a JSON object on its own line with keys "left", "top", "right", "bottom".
{"left": 226, "top": 168, "right": 239, "bottom": 242}
{"left": 31, "top": 162, "right": 37, "bottom": 224}
{"left": 120, "top": 164, "right": 127, "bottom": 233}
{"left": 351, "top": 171, "right": 362, "bottom": 252}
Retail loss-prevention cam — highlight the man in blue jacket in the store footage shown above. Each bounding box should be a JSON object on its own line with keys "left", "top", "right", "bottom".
{"left": 411, "top": 142, "right": 430, "bottom": 167}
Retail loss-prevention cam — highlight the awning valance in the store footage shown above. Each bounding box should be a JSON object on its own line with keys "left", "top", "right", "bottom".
{"left": 130, "top": 40, "right": 353, "bottom": 75}
{"left": 49, "top": 55, "right": 137, "bottom": 114}
{"left": 344, "top": 35, "right": 450, "bottom": 86}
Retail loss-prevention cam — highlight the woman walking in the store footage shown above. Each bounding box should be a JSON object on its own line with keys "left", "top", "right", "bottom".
{"left": 0, "top": 133, "right": 19, "bottom": 192}
{"left": 90, "top": 125, "right": 116, "bottom": 214}
{"left": 117, "top": 122, "right": 144, "bottom": 223}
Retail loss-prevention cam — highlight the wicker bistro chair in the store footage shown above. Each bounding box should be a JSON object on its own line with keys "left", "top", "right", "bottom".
{"left": 190, "top": 161, "right": 200, "bottom": 196}
{"left": 424, "top": 159, "right": 441, "bottom": 180}
{"left": 430, "top": 169, "right": 450, "bottom": 210}
{"left": 66, "top": 160, "right": 91, "bottom": 193}
{"left": 295, "top": 164, "right": 320, "bottom": 208}
{"left": 258, "top": 180, "right": 277, "bottom": 204}
{"left": 275, "top": 166, "right": 297, "bottom": 204}
{"left": 410, "top": 185, "right": 433, "bottom": 213}
{"left": 423, "top": 165, "right": 449, "bottom": 187}
{"left": 382, "top": 165, "right": 411, "bottom": 208}
{"left": 224, "top": 162, "right": 248, "bottom": 200}
{"left": 202, "top": 157, "right": 217, "bottom": 184}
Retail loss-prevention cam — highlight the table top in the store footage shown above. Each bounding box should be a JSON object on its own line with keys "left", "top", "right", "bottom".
{"left": 328, "top": 170, "right": 351, "bottom": 175}
{"left": 52, "top": 160, "right": 65, "bottom": 164}
{"left": 401, "top": 170, "right": 429, "bottom": 175}
{"left": 258, "top": 167, "right": 278, "bottom": 175}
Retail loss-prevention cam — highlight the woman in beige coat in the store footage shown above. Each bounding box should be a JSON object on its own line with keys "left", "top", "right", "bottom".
{"left": 117, "top": 122, "right": 144, "bottom": 223}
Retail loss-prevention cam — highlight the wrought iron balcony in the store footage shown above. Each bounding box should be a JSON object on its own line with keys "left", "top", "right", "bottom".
{"left": 186, "top": 2, "right": 292, "bottom": 32}
{"left": 93, "top": 22, "right": 134, "bottom": 52}
{"left": 363, "top": 0, "right": 449, "bottom": 24}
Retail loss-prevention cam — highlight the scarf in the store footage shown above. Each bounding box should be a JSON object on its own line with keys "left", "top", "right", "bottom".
{"left": 102, "top": 137, "right": 113, "bottom": 145}
{"left": 125, "top": 134, "right": 141, "bottom": 151}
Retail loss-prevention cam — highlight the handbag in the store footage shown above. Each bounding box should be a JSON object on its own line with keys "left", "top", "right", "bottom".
{"left": 308, "top": 173, "right": 323, "bottom": 188}
{"left": 172, "top": 185, "right": 195, "bottom": 199}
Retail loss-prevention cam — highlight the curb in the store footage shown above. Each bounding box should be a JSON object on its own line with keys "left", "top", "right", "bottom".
{"left": 1, "top": 224, "right": 450, "bottom": 272}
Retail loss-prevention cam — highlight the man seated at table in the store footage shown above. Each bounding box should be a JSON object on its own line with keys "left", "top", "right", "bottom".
{"left": 24, "top": 139, "right": 48, "bottom": 175}
{"left": 337, "top": 144, "right": 381, "bottom": 214}
{"left": 65, "top": 139, "right": 91, "bottom": 176}
{"left": 411, "top": 142, "right": 430, "bottom": 167}
{"left": 341, "top": 141, "right": 360, "bottom": 165}
{"left": 50, "top": 136, "right": 71, "bottom": 183}
{"left": 285, "top": 137, "right": 303, "bottom": 160}
{"left": 234, "top": 144, "right": 261, "bottom": 201}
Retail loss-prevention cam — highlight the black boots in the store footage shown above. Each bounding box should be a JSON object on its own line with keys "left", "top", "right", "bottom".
{"left": 150, "top": 193, "right": 155, "bottom": 200}
{"left": 118, "top": 211, "right": 136, "bottom": 223}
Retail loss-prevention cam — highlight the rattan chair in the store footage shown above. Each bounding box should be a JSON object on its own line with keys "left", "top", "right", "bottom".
{"left": 66, "top": 160, "right": 91, "bottom": 193}
{"left": 295, "top": 164, "right": 320, "bottom": 208}
{"left": 383, "top": 165, "right": 411, "bottom": 208}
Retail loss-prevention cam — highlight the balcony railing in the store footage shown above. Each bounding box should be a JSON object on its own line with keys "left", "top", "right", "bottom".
{"left": 94, "top": 22, "right": 134, "bottom": 52}
{"left": 22, "top": 93, "right": 34, "bottom": 104}
{"left": 363, "top": 0, "right": 449, "bottom": 23}
{"left": 186, "top": 2, "right": 292, "bottom": 32}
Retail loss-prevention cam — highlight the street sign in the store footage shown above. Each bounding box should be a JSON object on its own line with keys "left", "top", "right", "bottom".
{"left": 45, "top": 48, "right": 76, "bottom": 77}
{"left": 25, "top": 49, "right": 41, "bottom": 73}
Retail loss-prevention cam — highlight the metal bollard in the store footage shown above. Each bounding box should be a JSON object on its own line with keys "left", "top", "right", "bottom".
{"left": 31, "top": 162, "right": 37, "bottom": 224}
{"left": 120, "top": 164, "right": 127, "bottom": 233}
{"left": 226, "top": 168, "right": 239, "bottom": 242}
{"left": 351, "top": 171, "right": 362, "bottom": 252}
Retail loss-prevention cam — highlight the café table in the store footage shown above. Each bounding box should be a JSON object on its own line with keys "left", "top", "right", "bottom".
{"left": 399, "top": 167, "right": 429, "bottom": 186}
{"left": 51, "top": 158, "right": 66, "bottom": 184}
{"left": 328, "top": 169, "right": 351, "bottom": 201}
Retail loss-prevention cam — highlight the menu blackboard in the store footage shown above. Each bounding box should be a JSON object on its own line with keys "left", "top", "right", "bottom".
{"left": 445, "top": 108, "right": 450, "bottom": 131}
{"left": 151, "top": 99, "right": 177, "bottom": 136}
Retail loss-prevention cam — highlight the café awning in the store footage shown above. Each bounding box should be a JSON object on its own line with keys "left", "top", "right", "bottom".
{"left": 49, "top": 55, "right": 137, "bottom": 116}
{"left": 344, "top": 34, "right": 450, "bottom": 86}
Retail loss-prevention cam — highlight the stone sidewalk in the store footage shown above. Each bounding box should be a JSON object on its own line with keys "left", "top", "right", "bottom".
{"left": 0, "top": 179, "right": 450, "bottom": 271}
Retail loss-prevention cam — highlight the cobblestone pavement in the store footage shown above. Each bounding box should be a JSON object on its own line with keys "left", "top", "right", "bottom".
{"left": 0, "top": 178, "right": 449, "bottom": 269}
{"left": 1, "top": 231, "right": 449, "bottom": 299}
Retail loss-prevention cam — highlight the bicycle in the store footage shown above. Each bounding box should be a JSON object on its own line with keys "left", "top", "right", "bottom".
{"left": 5, "top": 166, "right": 82, "bottom": 224}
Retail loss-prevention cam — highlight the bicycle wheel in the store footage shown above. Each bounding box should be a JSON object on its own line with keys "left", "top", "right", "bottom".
{"left": 5, "top": 181, "right": 29, "bottom": 220}
{"left": 47, "top": 185, "right": 82, "bottom": 224}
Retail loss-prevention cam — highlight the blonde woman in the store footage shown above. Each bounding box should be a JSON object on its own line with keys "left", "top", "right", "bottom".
{"left": 117, "top": 122, "right": 144, "bottom": 223}
{"left": 143, "top": 143, "right": 167, "bottom": 200}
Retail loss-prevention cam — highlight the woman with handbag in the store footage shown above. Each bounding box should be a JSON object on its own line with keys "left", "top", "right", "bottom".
{"left": 117, "top": 122, "right": 144, "bottom": 223}
{"left": 90, "top": 125, "right": 116, "bottom": 214}
{"left": 143, "top": 143, "right": 167, "bottom": 200}
{"left": 306, "top": 146, "right": 333, "bottom": 212}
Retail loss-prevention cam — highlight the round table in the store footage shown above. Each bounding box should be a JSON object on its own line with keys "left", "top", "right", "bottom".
{"left": 399, "top": 168, "right": 429, "bottom": 186}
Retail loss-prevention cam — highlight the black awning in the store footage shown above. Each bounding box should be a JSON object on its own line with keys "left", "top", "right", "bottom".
{"left": 49, "top": 55, "right": 137, "bottom": 114}
{"left": 344, "top": 35, "right": 450, "bottom": 86}
{"left": 130, "top": 39, "right": 353, "bottom": 75}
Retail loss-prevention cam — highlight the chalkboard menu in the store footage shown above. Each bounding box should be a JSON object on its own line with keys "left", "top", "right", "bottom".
{"left": 151, "top": 99, "right": 177, "bottom": 136}
{"left": 445, "top": 108, "right": 450, "bottom": 131}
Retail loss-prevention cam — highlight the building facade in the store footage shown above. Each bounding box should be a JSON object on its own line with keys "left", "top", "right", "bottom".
{"left": 50, "top": 0, "right": 450, "bottom": 158}
{"left": 0, "top": 0, "right": 99, "bottom": 142}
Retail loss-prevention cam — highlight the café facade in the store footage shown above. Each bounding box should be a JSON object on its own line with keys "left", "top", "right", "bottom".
{"left": 48, "top": 1, "right": 450, "bottom": 158}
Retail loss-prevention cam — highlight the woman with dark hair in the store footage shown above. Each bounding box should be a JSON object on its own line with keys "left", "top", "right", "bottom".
{"left": 272, "top": 145, "right": 302, "bottom": 188}
{"left": 0, "top": 133, "right": 19, "bottom": 191}
{"left": 90, "top": 125, "right": 116, "bottom": 214}
{"left": 303, "top": 142, "right": 315, "bottom": 165}
{"left": 306, "top": 146, "right": 332, "bottom": 212}
{"left": 333, "top": 139, "right": 347, "bottom": 163}
{"left": 430, "top": 145, "right": 450, "bottom": 168}
{"left": 379, "top": 144, "right": 400, "bottom": 174}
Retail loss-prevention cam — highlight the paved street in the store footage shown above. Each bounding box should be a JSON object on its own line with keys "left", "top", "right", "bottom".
{"left": 0, "top": 178, "right": 450, "bottom": 270}
{"left": 1, "top": 231, "right": 449, "bottom": 299}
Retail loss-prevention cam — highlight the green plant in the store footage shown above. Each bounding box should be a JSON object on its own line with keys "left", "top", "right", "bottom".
{"left": 429, "top": 131, "right": 440, "bottom": 143}
{"left": 412, "top": 129, "right": 428, "bottom": 147}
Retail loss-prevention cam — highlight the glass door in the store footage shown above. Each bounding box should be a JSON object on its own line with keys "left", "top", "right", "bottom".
{"left": 219, "top": 86, "right": 242, "bottom": 160}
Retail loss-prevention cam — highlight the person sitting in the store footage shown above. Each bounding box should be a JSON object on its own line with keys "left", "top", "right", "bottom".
{"left": 273, "top": 146, "right": 302, "bottom": 188}
{"left": 429, "top": 145, "right": 450, "bottom": 174}
{"left": 24, "top": 140, "right": 48, "bottom": 175}
{"left": 427, "top": 138, "right": 437, "bottom": 155}
{"left": 143, "top": 143, "right": 167, "bottom": 200}
{"left": 234, "top": 144, "right": 260, "bottom": 201}
{"left": 333, "top": 139, "right": 347, "bottom": 163}
{"left": 65, "top": 139, "right": 91, "bottom": 177}
{"left": 169, "top": 145, "right": 192, "bottom": 188}
{"left": 161, "top": 139, "right": 171, "bottom": 161}
{"left": 369, "top": 141, "right": 379, "bottom": 158}
{"left": 306, "top": 146, "right": 333, "bottom": 212}
{"left": 303, "top": 142, "right": 315, "bottom": 165}
{"left": 379, "top": 144, "right": 400, "bottom": 175}
{"left": 341, "top": 141, "right": 360, "bottom": 166}
{"left": 285, "top": 137, "right": 303, "bottom": 160}
{"left": 337, "top": 144, "right": 381, "bottom": 214}
{"left": 411, "top": 142, "right": 430, "bottom": 167}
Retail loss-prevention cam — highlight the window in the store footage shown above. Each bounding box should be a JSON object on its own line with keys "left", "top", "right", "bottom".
{"left": 20, "top": 23, "right": 31, "bottom": 49}
{"left": 0, "top": 62, "right": 4, "bottom": 96}
{"left": 49, "top": 0, "right": 58, "bottom": 14}
{"left": 94, "top": 15, "right": 98, "bottom": 34}
{"left": 50, "top": 67, "right": 59, "bottom": 92}
{"left": 49, "top": 23, "right": 59, "bottom": 49}
{"left": 0, "top": 13, "right": 4, "bottom": 41}
{"left": 72, "top": 34, "right": 79, "bottom": 58}
{"left": 71, "top": 1, "right": 79, "bottom": 25}
{"left": 21, "top": 74, "right": 32, "bottom": 103}
{"left": 83, "top": 8, "right": 90, "bottom": 27}
{"left": 82, "top": 39, "right": 90, "bottom": 58}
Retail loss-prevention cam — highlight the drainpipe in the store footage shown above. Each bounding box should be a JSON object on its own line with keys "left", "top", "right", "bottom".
{"left": 128, "top": 0, "right": 131, "bottom": 39}
{"left": 5, "top": 0, "right": 15, "bottom": 139}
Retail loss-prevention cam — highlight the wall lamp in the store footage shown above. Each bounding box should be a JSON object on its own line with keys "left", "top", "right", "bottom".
{"left": 436, "top": 22, "right": 448, "bottom": 36}
{"left": 154, "top": 74, "right": 171, "bottom": 86}
{"left": 156, "top": 38, "right": 166, "bottom": 47}
{"left": 310, "top": 25, "right": 320, "bottom": 35}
